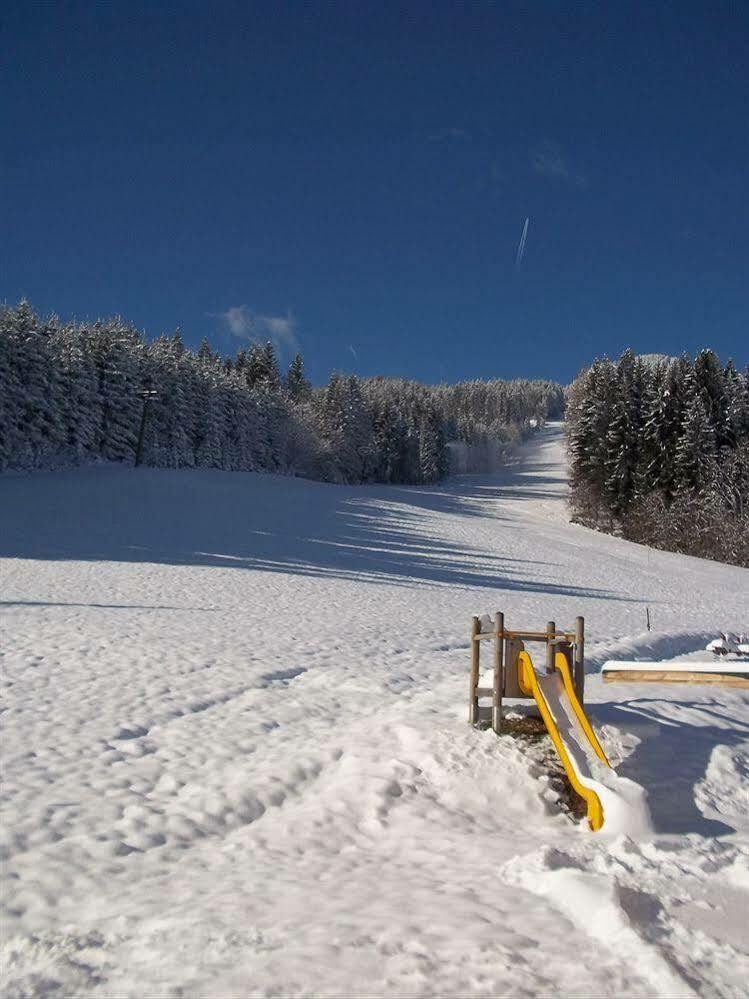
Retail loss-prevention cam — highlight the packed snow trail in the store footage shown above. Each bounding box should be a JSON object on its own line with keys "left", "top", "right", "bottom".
{"left": 2, "top": 425, "right": 748, "bottom": 997}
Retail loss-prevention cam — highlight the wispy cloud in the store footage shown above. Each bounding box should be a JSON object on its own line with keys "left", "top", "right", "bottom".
{"left": 532, "top": 142, "right": 587, "bottom": 188}
{"left": 515, "top": 217, "right": 530, "bottom": 271}
{"left": 214, "top": 305, "right": 299, "bottom": 356}
{"left": 348, "top": 344, "right": 359, "bottom": 361}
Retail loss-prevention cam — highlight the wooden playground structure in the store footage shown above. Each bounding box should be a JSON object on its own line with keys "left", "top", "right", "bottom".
{"left": 467, "top": 612, "right": 618, "bottom": 830}
{"left": 469, "top": 614, "right": 747, "bottom": 831}
{"left": 468, "top": 612, "right": 585, "bottom": 734}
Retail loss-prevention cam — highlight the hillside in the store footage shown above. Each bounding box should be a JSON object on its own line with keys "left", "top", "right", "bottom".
{"left": 2, "top": 425, "right": 748, "bottom": 997}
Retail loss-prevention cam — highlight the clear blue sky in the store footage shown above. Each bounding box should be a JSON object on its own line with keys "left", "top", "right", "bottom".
{"left": 2, "top": 1, "right": 747, "bottom": 384}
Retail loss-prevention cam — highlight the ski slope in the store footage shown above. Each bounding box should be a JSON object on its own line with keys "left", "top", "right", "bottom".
{"left": 2, "top": 425, "right": 748, "bottom": 997}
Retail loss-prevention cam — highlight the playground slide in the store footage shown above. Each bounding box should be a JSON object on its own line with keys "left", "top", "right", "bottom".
{"left": 517, "top": 651, "right": 651, "bottom": 833}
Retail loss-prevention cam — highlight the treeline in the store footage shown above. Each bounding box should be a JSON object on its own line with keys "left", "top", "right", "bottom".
{"left": 567, "top": 349, "right": 749, "bottom": 567}
{"left": 0, "top": 302, "right": 564, "bottom": 484}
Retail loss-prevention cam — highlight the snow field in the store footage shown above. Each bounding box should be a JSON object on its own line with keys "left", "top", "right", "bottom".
{"left": 2, "top": 425, "right": 748, "bottom": 997}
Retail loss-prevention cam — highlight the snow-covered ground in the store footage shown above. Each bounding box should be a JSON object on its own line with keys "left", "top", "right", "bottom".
{"left": 2, "top": 424, "right": 748, "bottom": 997}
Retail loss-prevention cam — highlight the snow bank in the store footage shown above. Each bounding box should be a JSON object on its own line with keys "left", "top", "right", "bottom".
{"left": 502, "top": 851, "right": 694, "bottom": 997}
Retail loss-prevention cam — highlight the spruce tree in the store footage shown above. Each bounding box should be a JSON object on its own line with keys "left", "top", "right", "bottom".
{"left": 245, "top": 341, "right": 280, "bottom": 391}
{"left": 284, "top": 353, "right": 312, "bottom": 401}
{"left": 604, "top": 350, "right": 644, "bottom": 514}
{"left": 197, "top": 337, "right": 215, "bottom": 365}
{"left": 676, "top": 393, "right": 717, "bottom": 493}
{"left": 722, "top": 360, "right": 749, "bottom": 448}
{"left": 261, "top": 341, "right": 281, "bottom": 391}
{"left": 694, "top": 348, "right": 726, "bottom": 445}
{"left": 245, "top": 343, "right": 266, "bottom": 388}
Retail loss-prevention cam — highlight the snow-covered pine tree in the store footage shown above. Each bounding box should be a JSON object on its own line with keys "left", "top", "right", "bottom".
{"left": 244, "top": 343, "right": 264, "bottom": 388}
{"left": 722, "top": 360, "right": 749, "bottom": 449}
{"left": 260, "top": 341, "right": 281, "bottom": 392}
{"left": 675, "top": 391, "right": 717, "bottom": 493}
{"left": 693, "top": 348, "right": 727, "bottom": 447}
{"left": 567, "top": 358, "right": 616, "bottom": 524}
{"left": 316, "top": 373, "right": 374, "bottom": 482}
{"left": 604, "top": 349, "right": 645, "bottom": 515}
{"left": 283, "top": 352, "right": 312, "bottom": 401}
{"left": 234, "top": 348, "right": 248, "bottom": 379}
{"left": 57, "top": 319, "right": 102, "bottom": 463}
{"left": 90, "top": 319, "right": 142, "bottom": 463}
{"left": 197, "top": 337, "right": 216, "bottom": 365}
{"left": 192, "top": 341, "right": 225, "bottom": 468}
{"left": 419, "top": 410, "right": 447, "bottom": 483}
{"left": 142, "top": 333, "right": 193, "bottom": 467}
{"left": 0, "top": 302, "right": 43, "bottom": 469}
{"left": 13, "top": 304, "right": 73, "bottom": 467}
{"left": 634, "top": 360, "right": 663, "bottom": 498}
{"left": 369, "top": 400, "right": 403, "bottom": 482}
{"left": 244, "top": 341, "right": 281, "bottom": 392}
{"left": 637, "top": 357, "right": 687, "bottom": 498}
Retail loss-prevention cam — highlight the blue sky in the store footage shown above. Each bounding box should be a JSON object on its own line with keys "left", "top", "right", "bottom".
{"left": 2, "top": 1, "right": 747, "bottom": 384}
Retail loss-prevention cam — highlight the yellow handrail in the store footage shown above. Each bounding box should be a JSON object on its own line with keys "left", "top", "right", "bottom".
{"left": 554, "top": 651, "right": 610, "bottom": 766}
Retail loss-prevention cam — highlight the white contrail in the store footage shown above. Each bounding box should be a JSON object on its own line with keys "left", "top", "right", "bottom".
{"left": 515, "top": 217, "right": 529, "bottom": 270}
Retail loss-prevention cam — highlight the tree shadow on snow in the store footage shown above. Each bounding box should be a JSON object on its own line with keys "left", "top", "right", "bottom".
{"left": 592, "top": 696, "right": 749, "bottom": 837}
{"left": 0, "top": 438, "right": 627, "bottom": 601}
{"left": 0, "top": 600, "right": 215, "bottom": 612}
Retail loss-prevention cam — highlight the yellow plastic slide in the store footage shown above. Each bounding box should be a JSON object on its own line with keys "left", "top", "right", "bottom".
{"left": 517, "top": 650, "right": 611, "bottom": 831}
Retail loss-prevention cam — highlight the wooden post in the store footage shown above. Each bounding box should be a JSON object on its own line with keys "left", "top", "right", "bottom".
{"left": 469, "top": 616, "right": 480, "bottom": 725}
{"left": 492, "top": 611, "right": 504, "bottom": 735}
{"left": 574, "top": 615, "right": 585, "bottom": 703}
{"left": 545, "top": 620, "right": 556, "bottom": 673}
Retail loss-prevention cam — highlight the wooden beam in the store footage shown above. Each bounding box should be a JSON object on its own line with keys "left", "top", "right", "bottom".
{"left": 474, "top": 629, "right": 575, "bottom": 642}
{"left": 603, "top": 670, "right": 749, "bottom": 688}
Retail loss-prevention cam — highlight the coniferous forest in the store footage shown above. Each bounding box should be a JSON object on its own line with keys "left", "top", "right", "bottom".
{"left": 567, "top": 349, "right": 749, "bottom": 567}
{"left": 0, "top": 302, "right": 563, "bottom": 484}
{"left": 3, "top": 303, "right": 748, "bottom": 567}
